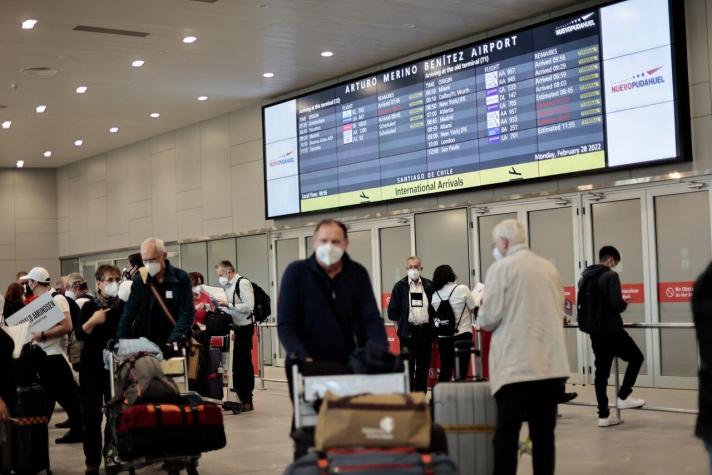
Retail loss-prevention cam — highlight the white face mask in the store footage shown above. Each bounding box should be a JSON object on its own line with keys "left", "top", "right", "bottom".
{"left": 104, "top": 282, "right": 119, "bottom": 298}
{"left": 315, "top": 243, "right": 344, "bottom": 267}
{"left": 65, "top": 290, "right": 76, "bottom": 300}
{"left": 193, "top": 285, "right": 202, "bottom": 294}
{"left": 407, "top": 269, "right": 421, "bottom": 282}
{"left": 118, "top": 280, "right": 132, "bottom": 302}
{"left": 144, "top": 261, "right": 161, "bottom": 277}
{"left": 492, "top": 247, "right": 505, "bottom": 261}
{"left": 218, "top": 276, "right": 229, "bottom": 287}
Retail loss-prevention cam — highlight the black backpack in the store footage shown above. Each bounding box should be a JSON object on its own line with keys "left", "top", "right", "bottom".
{"left": 205, "top": 308, "right": 233, "bottom": 337}
{"left": 576, "top": 269, "right": 608, "bottom": 334}
{"left": 236, "top": 277, "right": 272, "bottom": 323}
{"left": 433, "top": 286, "right": 465, "bottom": 338}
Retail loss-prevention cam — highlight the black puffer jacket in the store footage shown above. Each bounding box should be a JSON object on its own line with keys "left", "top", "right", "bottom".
{"left": 693, "top": 262, "right": 712, "bottom": 441}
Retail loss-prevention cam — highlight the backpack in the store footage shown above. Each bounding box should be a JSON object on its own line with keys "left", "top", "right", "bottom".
{"left": 433, "top": 286, "right": 466, "bottom": 338}
{"left": 109, "top": 352, "right": 180, "bottom": 410}
{"left": 205, "top": 308, "right": 233, "bottom": 337}
{"left": 236, "top": 277, "right": 272, "bottom": 323}
{"left": 576, "top": 269, "right": 608, "bottom": 335}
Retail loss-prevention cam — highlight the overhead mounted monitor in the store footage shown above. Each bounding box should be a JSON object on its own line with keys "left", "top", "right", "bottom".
{"left": 263, "top": 0, "right": 689, "bottom": 218}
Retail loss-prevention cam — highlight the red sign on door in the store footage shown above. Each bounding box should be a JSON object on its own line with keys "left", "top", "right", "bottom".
{"left": 658, "top": 281, "right": 695, "bottom": 303}
{"left": 381, "top": 292, "right": 392, "bottom": 311}
{"left": 385, "top": 325, "right": 400, "bottom": 355}
{"left": 621, "top": 283, "right": 645, "bottom": 304}
{"left": 563, "top": 286, "right": 576, "bottom": 304}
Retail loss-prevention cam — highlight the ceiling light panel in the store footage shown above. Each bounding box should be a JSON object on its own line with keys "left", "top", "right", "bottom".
{"left": 131, "top": 60, "right": 145, "bottom": 68}
{"left": 182, "top": 36, "right": 197, "bottom": 44}
{"left": 21, "top": 19, "right": 38, "bottom": 30}
{"left": 43, "top": 150, "right": 52, "bottom": 158}
{"left": 1, "top": 121, "right": 11, "bottom": 129}
{"left": 35, "top": 105, "right": 46, "bottom": 113}
{"left": 76, "top": 86, "right": 88, "bottom": 94}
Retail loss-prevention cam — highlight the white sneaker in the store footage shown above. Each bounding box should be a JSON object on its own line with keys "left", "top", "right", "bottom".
{"left": 617, "top": 396, "right": 645, "bottom": 409}
{"left": 598, "top": 416, "right": 622, "bottom": 427}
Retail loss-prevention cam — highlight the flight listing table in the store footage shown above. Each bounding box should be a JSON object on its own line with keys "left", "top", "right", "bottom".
{"left": 296, "top": 9, "right": 606, "bottom": 212}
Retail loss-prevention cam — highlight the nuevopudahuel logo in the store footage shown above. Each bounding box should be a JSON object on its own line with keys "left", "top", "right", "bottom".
{"left": 270, "top": 150, "right": 295, "bottom": 167}
{"left": 555, "top": 12, "right": 596, "bottom": 36}
{"left": 610, "top": 67, "right": 665, "bottom": 94}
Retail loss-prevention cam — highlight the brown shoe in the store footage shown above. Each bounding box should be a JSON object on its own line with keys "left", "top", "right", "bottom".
{"left": 241, "top": 402, "right": 254, "bottom": 412}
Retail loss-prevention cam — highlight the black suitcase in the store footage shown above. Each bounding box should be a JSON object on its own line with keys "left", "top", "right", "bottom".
{"left": 206, "top": 348, "right": 224, "bottom": 400}
{"left": 13, "top": 384, "right": 51, "bottom": 475}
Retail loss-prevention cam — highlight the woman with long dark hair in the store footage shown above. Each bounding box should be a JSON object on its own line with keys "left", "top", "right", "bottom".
{"left": 3, "top": 282, "right": 25, "bottom": 318}
{"left": 431, "top": 265, "right": 476, "bottom": 382}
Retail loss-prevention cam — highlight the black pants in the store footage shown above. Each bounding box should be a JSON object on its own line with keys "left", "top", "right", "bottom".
{"left": 437, "top": 332, "right": 472, "bottom": 382}
{"left": 80, "top": 366, "right": 111, "bottom": 466}
{"left": 591, "top": 330, "right": 645, "bottom": 418}
{"left": 401, "top": 324, "right": 432, "bottom": 392}
{"left": 494, "top": 378, "right": 563, "bottom": 475}
{"left": 37, "top": 354, "right": 83, "bottom": 434}
{"left": 232, "top": 324, "right": 254, "bottom": 404}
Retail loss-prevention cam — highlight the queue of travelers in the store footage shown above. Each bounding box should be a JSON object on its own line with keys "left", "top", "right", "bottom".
{"left": 0, "top": 217, "right": 710, "bottom": 474}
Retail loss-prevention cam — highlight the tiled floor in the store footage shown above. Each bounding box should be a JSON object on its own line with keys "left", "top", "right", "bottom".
{"left": 46, "top": 382, "right": 708, "bottom": 474}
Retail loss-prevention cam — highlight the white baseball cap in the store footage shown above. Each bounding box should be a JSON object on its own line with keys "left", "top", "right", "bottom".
{"left": 20, "top": 267, "right": 51, "bottom": 284}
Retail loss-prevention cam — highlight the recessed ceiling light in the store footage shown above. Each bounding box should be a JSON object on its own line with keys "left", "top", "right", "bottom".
{"left": 76, "top": 86, "right": 88, "bottom": 94}
{"left": 182, "top": 36, "right": 197, "bottom": 44}
{"left": 321, "top": 51, "right": 334, "bottom": 57}
{"left": 109, "top": 126, "right": 119, "bottom": 133}
{"left": 131, "top": 60, "right": 145, "bottom": 68}
{"left": 21, "top": 19, "right": 37, "bottom": 30}
{"left": 262, "top": 72, "right": 274, "bottom": 78}
{"left": 150, "top": 112, "right": 160, "bottom": 118}
{"left": 16, "top": 160, "right": 24, "bottom": 168}
{"left": 74, "top": 139, "right": 83, "bottom": 146}
{"left": 1, "top": 121, "right": 11, "bottom": 129}
{"left": 43, "top": 150, "right": 52, "bottom": 158}
{"left": 197, "top": 95, "right": 208, "bottom": 101}
{"left": 35, "top": 104, "right": 46, "bottom": 113}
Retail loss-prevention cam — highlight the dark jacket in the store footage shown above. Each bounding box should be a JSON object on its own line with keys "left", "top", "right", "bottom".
{"left": 0, "top": 329, "right": 14, "bottom": 409}
{"left": 387, "top": 276, "right": 435, "bottom": 340}
{"left": 117, "top": 260, "right": 194, "bottom": 345}
{"left": 2, "top": 300, "right": 24, "bottom": 320}
{"left": 277, "top": 253, "right": 387, "bottom": 363}
{"left": 579, "top": 264, "right": 627, "bottom": 335}
{"left": 693, "top": 262, "right": 712, "bottom": 441}
{"left": 75, "top": 296, "right": 123, "bottom": 374}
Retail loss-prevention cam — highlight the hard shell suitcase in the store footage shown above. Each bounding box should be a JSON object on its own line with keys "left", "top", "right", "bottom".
{"left": 432, "top": 336, "right": 496, "bottom": 475}
{"left": 285, "top": 448, "right": 458, "bottom": 475}
{"left": 206, "top": 348, "right": 224, "bottom": 400}
{"left": 12, "top": 384, "right": 51, "bottom": 475}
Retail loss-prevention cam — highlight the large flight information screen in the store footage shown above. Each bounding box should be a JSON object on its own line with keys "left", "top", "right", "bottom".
{"left": 263, "top": 0, "right": 688, "bottom": 218}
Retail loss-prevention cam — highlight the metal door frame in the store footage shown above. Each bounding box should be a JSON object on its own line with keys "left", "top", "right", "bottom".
{"left": 469, "top": 194, "right": 587, "bottom": 384}
{"left": 581, "top": 188, "right": 655, "bottom": 387}
{"left": 644, "top": 183, "right": 710, "bottom": 389}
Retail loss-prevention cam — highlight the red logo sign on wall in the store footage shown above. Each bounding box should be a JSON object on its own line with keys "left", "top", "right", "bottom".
{"left": 621, "top": 283, "right": 645, "bottom": 304}
{"left": 381, "top": 292, "right": 392, "bottom": 311}
{"left": 657, "top": 281, "right": 695, "bottom": 303}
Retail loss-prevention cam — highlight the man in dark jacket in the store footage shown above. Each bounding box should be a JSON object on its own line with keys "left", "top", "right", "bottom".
{"left": 278, "top": 219, "right": 388, "bottom": 365}
{"left": 693, "top": 262, "right": 712, "bottom": 470}
{"left": 578, "top": 245, "right": 645, "bottom": 427}
{"left": 117, "top": 237, "right": 194, "bottom": 346}
{"left": 387, "top": 256, "right": 434, "bottom": 392}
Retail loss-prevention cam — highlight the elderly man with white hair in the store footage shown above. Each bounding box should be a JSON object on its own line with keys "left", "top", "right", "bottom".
{"left": 117, "top": 237, "right": 194, "bottom": 346}
{"left": 478, "top": 219, "right": 570, "bottom": 475}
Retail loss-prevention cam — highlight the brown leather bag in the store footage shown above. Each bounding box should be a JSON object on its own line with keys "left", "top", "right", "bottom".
{"left": 315, "top": 391, "right": 432, "bottom": 450}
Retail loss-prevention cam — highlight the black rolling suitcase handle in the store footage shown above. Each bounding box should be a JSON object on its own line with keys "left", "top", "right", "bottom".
{"left": 454, "top": 331, "right": 485, "bottom": 382}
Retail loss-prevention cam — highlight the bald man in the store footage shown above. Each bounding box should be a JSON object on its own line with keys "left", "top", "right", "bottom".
{"left": 117, "top": 237, "right": 194, "bottom": 346}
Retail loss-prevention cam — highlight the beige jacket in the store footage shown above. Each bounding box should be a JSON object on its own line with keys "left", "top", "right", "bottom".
{"left": 478, "top": 245, "right": 570, "bottom": 395}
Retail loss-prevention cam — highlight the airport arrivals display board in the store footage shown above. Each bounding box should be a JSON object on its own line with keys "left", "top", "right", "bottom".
{"left": 263, "top": 0, "right": 689, "bottom": 218}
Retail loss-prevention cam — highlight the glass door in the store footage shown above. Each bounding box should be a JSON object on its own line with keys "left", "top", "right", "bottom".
{"left": 646, "top": 185, "right": 711, "bottom": 389}
{"left": 582, "top": 190, "right": 654, "bottom": 387}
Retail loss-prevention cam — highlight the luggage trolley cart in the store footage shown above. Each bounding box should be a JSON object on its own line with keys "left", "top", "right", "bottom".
{"left": 104, "top": 347, "right": 201, "bottom": 475}
{"left": 290, "top": 360, "right": 410, "bottom": 458}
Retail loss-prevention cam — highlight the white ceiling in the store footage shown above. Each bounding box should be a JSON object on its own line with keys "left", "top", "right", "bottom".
{"left": 0, "top": 0, "right": 577, "bottom": 168}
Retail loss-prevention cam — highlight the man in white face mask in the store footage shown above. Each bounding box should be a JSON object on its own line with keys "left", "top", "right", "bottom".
{"left": 387, "top": 256, "right": 434, "bottom": 392}
{"left": 117, "top": 237, "right": 195, "bottom": 346}
{"left": 478, "top": 219, "right": 570, "bottom": 475}
{"left": 278, "top": 218, "right": 388, "bottom": 375}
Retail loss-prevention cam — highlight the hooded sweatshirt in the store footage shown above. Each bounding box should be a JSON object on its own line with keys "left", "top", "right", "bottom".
{"left": 578, "top": 264, "right": 628, "bottom": 335}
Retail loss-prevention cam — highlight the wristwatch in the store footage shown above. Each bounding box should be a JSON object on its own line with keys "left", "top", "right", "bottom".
{"left": 40, "top": 330, "right": 47, "bottom": 342}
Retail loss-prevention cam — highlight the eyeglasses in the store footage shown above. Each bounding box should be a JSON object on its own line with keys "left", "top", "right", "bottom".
{"left": 102, "top": 277, "right": 121, "bottom": 283}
